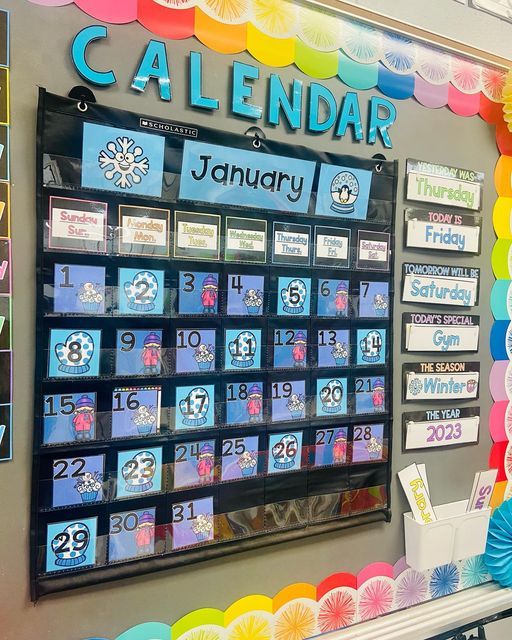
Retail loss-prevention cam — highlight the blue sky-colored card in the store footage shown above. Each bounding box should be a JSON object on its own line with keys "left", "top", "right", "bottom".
{"left": 46, "top": 518, "right": 97, "bottom": 573}
{"left": 43, "top": 392, "right": 97, "bottom": 445}
{"left": 356, "top": 329, "right": 386, "bottom": 365}
{"left": 112, "top": 387, "right": 161, "bottom": 438}
{"left": 359, "top": 281, "right": 389, "bottom": 318}
{"left": 313, "top": 427, "right": 348, "bottom": 467}
{"left": 268, "top": 431, "right": 303, "bottom": 474}
{"left": 226, "top": 381, "right": 264, "bottom": 426}
{"left": 118, "top": 268, "right": 165, "bottom": 316}
{"left": 317, "top": 279, "right": 349, "bottom": 317}
{"left": 352, "top": 423, "right": 384, "bottom": 463}
{"left": 315, "top": 164, "right": 372, "bottom": 220}
{"left": 355, "top": 376, "right": 386, "bottom": 415}
{"left": 317, "top": 329, "right": 350, "bottom": 368}
{"left": 116, "top": 329, "right": 163, "bottom": 376}
{"left": 174, "top": 439, "right": 216, "bottom": 489}
{"left": 52, "top": 454, "right": 105, "bottom": 508}
{"left": 175, "top": 384, "right": 215, "bottom": 430}
{"left": 82, "top": 123, "right": 164, "bottom": 196}
{"left": 48, "top": 329, "right": 101, "bottom": 378}
{"left": 178, "top": 271, "right": 219, "bottom": 315}
{"left": 227, "top": 274, "right": 264, "bottom": 316}
{"left": 176, "top": 329, "right": 216, "bottom": 374}
{"left": 225, "top": 329, "right": 261, "bottom": 371}
{"left": 273, "top": 328, "right": 308, "bottom": 369}
{"left": 171, "top": 496, "right": 214, "bottom": 550}
{"left": 53, "top": 264, "right": 106, "bottom": 315}
{"left": 316, "top": 378, "right": 348, "bottom": 417}
{"left": 108, "top": 508, "right": 156, "bottom": 562}
{"left": 277, "top": 277, "right": 311, "bottom": 317}
{"left": 116, "top": 447, "right": 163, "bottom": 498}
{"left": 221, "top": 435, "right": 259, "bottom": 481}
{"left": 271, "top": 380, "right": 306, "bottom": 423}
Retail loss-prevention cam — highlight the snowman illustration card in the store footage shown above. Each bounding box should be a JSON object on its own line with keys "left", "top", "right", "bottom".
{"left": 46, "top": 517, "right": 98, "bottom": 573}
{"left": 53, "top": 264, "right": 106, "bottom": 315}
{"left": 108, "top": 507, "right": 157, "bottom": 562}
{"left": 115, "top": 447, "right": 163, "bottom": 499}
{"left": 115, "top": 329, "right": 164, "bottom": 377}
{"left": 43, "top": 392, "right": 97, "bottom": 445}
{"left": 111, "top": 387, "right": 161, "bottom": 439}
{"left": 47, "top": 329, "right": 101, "bottom": 379}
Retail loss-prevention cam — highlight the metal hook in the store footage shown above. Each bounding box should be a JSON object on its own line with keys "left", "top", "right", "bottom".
{"left": 77, "top": 101, "right": 88, "bottom": 113}
{"left": 252, "top": 134, "right": 261, "bottom": 149}
{"left": 372, "top": 153, "right": 386, "bottom": 174}
{"left": 245, "top": 126, "right": 266, "bottom": 150}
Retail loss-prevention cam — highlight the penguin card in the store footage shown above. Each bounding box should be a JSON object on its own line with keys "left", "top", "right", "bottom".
{"left": 271, "top": 379, "right": 306, "bottom": 423}
{"left": 171, "top": 496, "right": 215, "bottom": 549}
{"left": 356, "top": 329, "right": 387, "bottom": 366}
{"left": 355, "top": 376, "right": 386, "bottom": 415}
{"left": 47, "top": 329, "right": 101, "bottom": 378}
{"left": 173, "top": 439, "right": 216, "bottom": 489}
{"left": 108, "top": 507, "right": 157, "bottom": 562}
{"left": 358, "top": 281, "right": 389, "bottom": 318}
{"left": 53, "top": 264, "right": 106, "bottom": 315}
{"left": 46, "top": 517, "right": 98, "bottom": 573}
{"left": 225, "top": 381, "right": 264, "bottom": 426}
{"left": 115, "top": 329, "right": 163, "bottom": 377}
{"left": 316, "top": 278, "right": 349, "bottom": 318}
{"left": 272, "top": 328, "right": 308, "bottom": 370}
{"left": 313, "top": 427, "right": 348, "bottom": 467}
{"left": 277, "top": 277, "right": 311, "bottom": 317}
{"left": 226, "top": 273, "right": 264, "bottom": 316}
{"left": 221, "top": 435, "right": 259, "bottom": 481}
{"left": 115, "top": 447, "right": 163, "bottom": 499}
{"left": 315, "top": 164, "right": 372, "bottom": 220}
{"left": 117, "top": 268, "right": 165, "bottom": 316}
{"left": 43, "top": 392, "right": 97, "bottom": 445}
{"left": 177, "top": 271, "right": 220, "bottom": 315}
{"left": 317, "top": 329, "right": 350, "bottom": 368}
{"left": 175, "top": 384, "right": 215, "bottom": 430}
{"left": 351, "top": 424, "right": 385, "bottom": 463}
{"left": 267, "top": 432, "right": 303, "bottom": 474}
{"left": 224, "top": 329, "right": 262, "bottom": 371}
{"left": 52, "top": 454, "right": 105, "bottom": 508}
{"left": 111, "top": 387, "right": 161, "bottom": 438}
{"left": 176, "top": 328, "right": 216, "bottom": 374}
{"left": 316, "top": 378, "right": 348, "bottom": 417}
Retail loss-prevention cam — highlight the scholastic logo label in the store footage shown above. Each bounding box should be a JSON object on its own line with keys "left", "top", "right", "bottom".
{"left": 139, "top": 118, "right": 198, "bottom": 138}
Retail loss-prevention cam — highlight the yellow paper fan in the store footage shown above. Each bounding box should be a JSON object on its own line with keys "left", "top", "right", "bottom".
{"left": 227, "top": 614, "right": 272, "bottom": 640}
{"left": 180, "top": 627, "right": 224, "bottom": 640}
{"left": 297, "top": 5, "right": 343, "bottom": 52}
{"left": 502, "top": 69, "right": 512, "bottom": 132}
{"left": 251, "top": 0, "right": 298, "bottom": 38}
{"left": 274, "top": 602, "right": 317, "bottom": 640}
{"left": 199, "top": 0, "right": 251, "bottom": 24}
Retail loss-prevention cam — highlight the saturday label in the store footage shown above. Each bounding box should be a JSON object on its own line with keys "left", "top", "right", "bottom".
{"left": 272, "top": 221, "right": 310, "bottom": 266}
{"left": 406, "top": 159, "right": 483, "bottom": 211}
{"left": 402, "top": 263, "right": 480, "bottom": 307}
{"left": 313, "top": 226, "right": 350, "bottom": 268}
{"left": 356, "top": 230, "right": 390, "bottom": 271}
{"left": 225, "top": 217, "right": 267, "bottom": 263}
{"left": 405, "top": 208, "right": 481, "bottom": 254}
{"left": 174, "top": 210, "right": 221, "bottom": 261}
{"left": 404, "top": 361, "right": 480, "bottom": 401}
{"left": 179, "top": 140, "right": 315, "bottom": 213}
{"left": 402, "top": 313, "right": 480, "bottom": 353}
{"left": 403, "top": 407, "right": 480, "bottom": 450}
{"left": 119, "top": 204, "right": 170, "bottom": 257}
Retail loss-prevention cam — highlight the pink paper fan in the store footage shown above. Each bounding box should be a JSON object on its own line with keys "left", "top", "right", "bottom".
{"left": 75, "top": 0, "right": 138, "bottom": 23}
{"left": 357, "top": 561, "right": 393, "bottom": 586}
{"left": 358, "top": 578, "right": 394, "bottom": 621}
{"left": 451, "top": 56, "right": 482, "bottom": 94}
{"left": 318, "top": 588, "right": 357, "bottom": 632}
{"left": 482, "top": 66, "right": 507, "bottom": 103}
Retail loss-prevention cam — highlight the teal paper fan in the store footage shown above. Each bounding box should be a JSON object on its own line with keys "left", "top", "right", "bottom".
{"left": 484, "top": 499, "right": 512, "bottom": 586}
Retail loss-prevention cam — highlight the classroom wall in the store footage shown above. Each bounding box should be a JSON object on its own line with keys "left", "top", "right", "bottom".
{"left": 0, "top": 1, "right": 500, "bottom": 638}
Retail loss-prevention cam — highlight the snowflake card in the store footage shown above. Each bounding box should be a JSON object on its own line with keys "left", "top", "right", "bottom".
{"left": 82, "top": 123, "right": 165, "bottom": 196}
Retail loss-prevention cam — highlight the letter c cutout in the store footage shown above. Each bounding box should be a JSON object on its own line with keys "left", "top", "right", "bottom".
{"left": 71, "top": 25, "right": 116, "bottom": 87}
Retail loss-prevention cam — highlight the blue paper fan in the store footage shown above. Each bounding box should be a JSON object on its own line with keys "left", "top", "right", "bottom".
{"left": 484, "top": 499, "right": 512, "bottom": 586}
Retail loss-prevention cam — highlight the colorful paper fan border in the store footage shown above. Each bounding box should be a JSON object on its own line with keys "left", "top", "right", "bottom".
{"left": 28, "top": 0, "right": 508, "bottom": 119}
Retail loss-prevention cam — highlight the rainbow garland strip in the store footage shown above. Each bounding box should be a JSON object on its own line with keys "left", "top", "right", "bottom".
{"left": 82, "top": 555, "right": 490, "bottom": 640}
{"left": 28, "top": 0, "right": 507, "bottom": 120}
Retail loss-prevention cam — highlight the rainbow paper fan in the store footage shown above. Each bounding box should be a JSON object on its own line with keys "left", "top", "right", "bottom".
{"left": 198, "top": 0, "right": 251, "bottom": 24}
{"left": 451, "top": 56, "right": 482, "bottom": 94}
{"left": 340, "top": 21, "right": 382, "bottom": 64}
{"left": 297, "top": 5, "right": 343, "bottom": 52}
{"left": 382, "top": 32, "right": 417, "bottom": 75}
{"left": 417, "top": 46, "right": 451, "bottom": 85}
{"left": 251, "top": 0, "right": 298, "bottom": 37}
{"left": 484, "top": 499, "right": 512, "bottom": 586}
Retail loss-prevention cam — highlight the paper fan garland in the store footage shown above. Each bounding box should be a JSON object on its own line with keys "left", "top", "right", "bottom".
{"left": 274, "top": 601, "right": 317, "bottom": 640}
{"left": 394, "top": 568, "right": 428, "bottom": 608}
{"left": 382, "top": 32, "right": 417, "bottom": 75}
{"left": 152, "top": 0, "right": 198, "bottom": 6}
{"left": 297, "top": 5, "right": 343, "bottom": 52}
{"left": 485, "top": 500, "right": 512, "bottom": 586}
{"left": 417, "top": 46, "right": 451, "bottom": 85}
{"left": 451, "top": 56, "right": 482, "bottom": 94}
{"left": 199, "top": 0, "right": 251, "bottom": 24}
{"left": 460, "top": 556, "right": 490, "bottom": 588}
{"left": 251, "top": 0, "right": 298, "bottom": 38}
{"left": 357, "top": 577, "right": 394, "bottom": 622}
{"left": 340, "top": 21, "right": 382, "bottom": 64}
{"left": 482, "top": 67, "right": 507, "bottom": 102}
{"left": 317, "top": 588, "right": 356, "bottom": 632}
{"left": 429, "top": 563, "right": 459, "bottom": 598}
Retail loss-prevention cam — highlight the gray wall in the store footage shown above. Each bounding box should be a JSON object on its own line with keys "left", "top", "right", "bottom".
{"left": 0, "top": 1, "right": 501, "bottom": 638}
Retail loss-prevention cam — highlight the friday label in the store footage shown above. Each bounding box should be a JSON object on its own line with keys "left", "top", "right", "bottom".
{"left": 405, "top": 209, "right": 481, "bottom": 254}
{"left": 403, "top": 407, "right": 480, "bottom": 450}
{"left": 402, "top": 313, "right": 480, "bottom": 352}
{"left": 402, "top": 263, "right": 480, "bottom": 307}
{"left": 404, "top": 361, "right": 480, "bottom": 401}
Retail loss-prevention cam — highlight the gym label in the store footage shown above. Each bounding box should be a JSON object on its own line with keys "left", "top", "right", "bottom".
{"left": 402, "top": 313, "right": 480, "bottom": 353}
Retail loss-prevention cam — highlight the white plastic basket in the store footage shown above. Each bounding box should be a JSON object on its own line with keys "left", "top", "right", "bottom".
{"left": 403, "top": 499, "right": 491, "bottom": 571}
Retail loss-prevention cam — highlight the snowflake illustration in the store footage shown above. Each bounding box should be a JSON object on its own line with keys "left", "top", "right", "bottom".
{"left": 408, "top": 378, "right": 423, "bottom": 396}
{"left": 430, "top": 563, "right": 459, "bottom": 598}
{"left": 98, "top": 136, "right": 149, "bottom": 189}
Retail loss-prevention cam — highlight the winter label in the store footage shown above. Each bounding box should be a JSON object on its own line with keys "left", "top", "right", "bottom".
{"left": 171, "top": 496, "right": 215, "bottom": 549}
{"left": 224, "top": 217, "right": 267, "bottom": 263}
{"left": 49, "top": 196, "right": 107, "bottom": 253}
{"left": 404, "top": 362, "right": 480, "bottom": 401}
{"left": 314, "top": 226, "right": 351, "bottom": 268}
{"left": 118, "top": 205, "right": 170, "bottom": 257}
{"left": 272, "top": 221, "right": 311, "bottom": 266}
{"left": 174, "top": 211, "right": 221, "bottom": 261}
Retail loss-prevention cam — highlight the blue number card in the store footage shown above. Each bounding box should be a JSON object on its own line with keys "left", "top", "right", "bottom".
{"left": 174, "top": 440, "right": 216, "bottom": 489}
{"left": 225, "top": 381, "right": 264, "bottom": 426}
{"left": 175, "top": 384, "right": 215, "bottom": 430}
{"left": 178, "top": 271, "right": 219, "bottom": 315}
{"left": 115, "top": 329, "right": 163, "bottom": 376}
{"left": 317, "top": 279, "right": 349, "bottom": 317}
{"left": 111, "top": 387, "right": 161, "bottom": 438}
{"left": 43, "top": 393, "right": 97, "bottom": 445}
{"left": 316, "top": 378, "right": 348, "bottom": 417}
{"left": 46, "top": 518, "right": 97, "bottom": 573}
{"left": 313, "top": 427, "right": 348, "bottom": 467}
{"left": 108, "top": 508, "right": 156, "bottom": 562}
{"left": 278, "top": 277, "right": 311, "bottom": 316}
{"left": 116, "top": 447, "right": 163, "bottom": 498}
{"left": 171, "top": 496, "right": 215, "bottom": 550}
{"left": 268, "top": 432, "right": 303, "bottom": 474}
{"left": 221, "top": 435, "right": 259, "bottom": 481}
{"left": 52, "top": 454, "right": 105, "bottom": 508}
{"left": 48, "top": 329, "right": 101, "bottom": 378}
{"left": 53, "top": 264, "right": 106, "bottom": 315}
